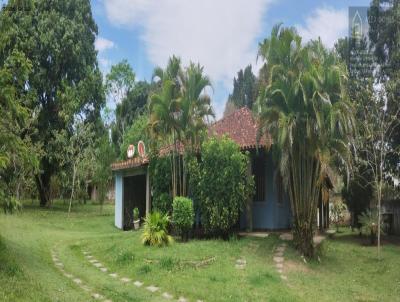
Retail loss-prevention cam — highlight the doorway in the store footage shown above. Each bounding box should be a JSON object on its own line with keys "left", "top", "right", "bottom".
{"left": 123, "top": 174, "right": 146, "bottom": 230}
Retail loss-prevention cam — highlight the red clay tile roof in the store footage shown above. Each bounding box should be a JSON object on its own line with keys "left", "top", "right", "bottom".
{"left": 111, "top": 107, "right": 271, "bottom": 171}
{"left": 208, "top": 107, "right": 271, "bottom": 150}
{"left": 111, "top": 156, "right": 149, "bottom": 171}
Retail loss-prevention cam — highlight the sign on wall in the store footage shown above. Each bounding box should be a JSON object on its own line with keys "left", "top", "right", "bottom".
{"left": 138, "top": 141, "right": 146, "bottom": 157}
{"left": 127, "top": 144, "right": 135, "bottom": 158}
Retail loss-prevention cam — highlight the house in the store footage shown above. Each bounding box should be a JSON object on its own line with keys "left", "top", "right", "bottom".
{"left": 111, "top": 107, "right": 330, "bottom": 231}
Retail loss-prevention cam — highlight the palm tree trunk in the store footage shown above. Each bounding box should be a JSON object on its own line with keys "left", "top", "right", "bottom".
{"left": 289, "top": 145, "right": 321, "bottom": 258}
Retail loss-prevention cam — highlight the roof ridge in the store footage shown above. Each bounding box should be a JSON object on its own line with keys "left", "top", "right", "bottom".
{"left": 209, "top": 106, "right": 252, "bottom": 127}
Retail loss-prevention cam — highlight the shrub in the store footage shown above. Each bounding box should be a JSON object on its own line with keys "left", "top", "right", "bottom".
{"left": 2, "top": 197, "right": 22, "bottom": 214}
{"left": 358, "top": 209, "right": 385, "bottom": 245}
{"left": 141, "top": 211, "right": 173, "bottom": 246}
{"left": 330, "top": 200, "right": 347, "bottom": 231}
{"left": 172, "top": 197, "right": 194, "bottom": 241}
{"left": 149, "top": 156, "right": 172, "bottom": 213}
{"left": 189, "top": 137, "right": 254, "bottom": 237}
{"left": 153, "top": 192, "right": 172, "bottom": 214}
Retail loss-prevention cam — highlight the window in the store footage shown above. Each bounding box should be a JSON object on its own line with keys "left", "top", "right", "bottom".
{"left": 252, "top": 154, "right": 266, "bottom": 202}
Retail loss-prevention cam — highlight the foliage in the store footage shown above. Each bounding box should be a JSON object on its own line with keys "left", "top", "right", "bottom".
{"left": 189, "top": 137, "right": 254, "bottom": 237}
{"left": 149, "top": 57, "right": 214, "bottom": 197}
{"left": 227, "top": 65, "right": 257, "bottom": 110}
{"left": 141, "top": 211, "right": 173, "bottom": 247}
{"left": 0, "top": 0, "right": 105, "bottom": 206}
{"left": 369, "top": 1, "right": 400, "bottom": 177}
{"left": 93, "top": 135, "right": 116, "bottom": 208}
{"left": 149, "top": 155, "right": 172, "bottom": 213}
{"left": 119, "top": 113, "right": 148, "bottom": 159}
{"left": 341, "top": 166, "right": 374, "bottom": 228}
{"left": 172, "top": 197, "right": 194, "bottom": 240}
{"left": 2, "top": 197, "right": 22, "bottom": 215}
{"left": 133, "top": 207, "right": 139, "bottom": 221}
{"left": 358, "top": 209, "right": 385, "bottom": 245}
{"left": 330, "top": 201, "right": 347, "bottom": 231}
{"left": 105, "top": 59, "right": 135, "bottom": 104}
{"left": 0, "top": 47, "right": 39, "bottom": 206}
{"left": 256, "top": 25, "right": 355, "bottom": 257}
{"left": 152, "top": 193, "right": 172, "bottom": 215}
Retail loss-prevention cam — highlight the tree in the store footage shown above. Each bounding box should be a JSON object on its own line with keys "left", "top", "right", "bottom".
{"left": 0, "top": 0, "right": 105, "bottom": 206}
{"left": 53, "top": 118, "right": 96, "bottom": 214}
{"left": 256, "top": 25, "right": 355, "bottom": 257}
{"left": 356, "top": 87, "right": 399, "bottom": 259}
{"left": 369, "top": 0, "right": 400, "bottom": 178}
{"left": 0, "top": 48, "right": 39, "bottom": 210}
{"left": 120, "top": 113, "right": 148, "bottom": 159}
{"left": 105, "top": 59, "right": 135, "bottom": 105}
{"left": 111, "top": 81, "right": 151, "bottom": 153}
{"left": 149, "top": 57, "right": 213, "bottom": 197}
{"left": 228, "top": 65, "right": 257, "bottom": 109}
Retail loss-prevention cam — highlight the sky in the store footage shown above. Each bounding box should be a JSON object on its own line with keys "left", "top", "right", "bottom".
{"left": 92, "top": 0, "right": 371, "bottom": 118}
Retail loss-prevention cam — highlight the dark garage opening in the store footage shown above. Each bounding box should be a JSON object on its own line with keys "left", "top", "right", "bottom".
{"left": 123, "top": 174, "right": 146, "bottom": 230}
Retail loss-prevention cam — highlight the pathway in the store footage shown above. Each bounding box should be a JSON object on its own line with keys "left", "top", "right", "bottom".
{"left": 273, "top": 243, "right": 287, "bottom": 281}
{"left": 82, "top": 249, "right": 204, "bottom": 302}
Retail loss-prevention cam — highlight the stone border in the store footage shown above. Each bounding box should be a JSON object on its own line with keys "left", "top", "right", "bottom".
{"left": 83, "top": 249, "right": 204, "bottom": 302}
{"left": 51, "top": 247, "right": 112, "bottom": 302}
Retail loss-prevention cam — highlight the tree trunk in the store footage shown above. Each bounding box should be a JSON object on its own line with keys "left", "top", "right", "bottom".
{"left": 35, "top": 173, "right": 51, "bottom": 207}
{"left": 68, "top": 164, "right": 76, "bottom": 215}
{"left": 293, "top": 222, "right": 314, "bottom": 257}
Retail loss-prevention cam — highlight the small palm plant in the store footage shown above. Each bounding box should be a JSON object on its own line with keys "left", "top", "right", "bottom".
{"left": 358, "top": 209, "right": 385, "bottom": 245}
{"left": 141, "top": 211, "right": 173, "bottom": 246}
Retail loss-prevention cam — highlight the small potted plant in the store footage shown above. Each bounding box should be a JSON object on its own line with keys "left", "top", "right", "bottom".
{"left": 133, "top": 207, "right": 140, "bottom": 230}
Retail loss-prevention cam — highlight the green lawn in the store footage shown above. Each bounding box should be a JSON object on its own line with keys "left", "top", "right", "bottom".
{"left": 0, "top": 201, "right": 399, "bottom": 301}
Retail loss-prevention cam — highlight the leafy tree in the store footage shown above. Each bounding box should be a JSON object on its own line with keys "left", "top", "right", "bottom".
{"left": 112, "top": 81, "right": 151, "bottom": 153}
{"left": 227, "top": 65, "right": 257, "bottom": 110}
{"left": 0, "top": 0, "right": 105, "bottom": 206}
{"left": 189, "top": 137, "right": 254, "bottom": 238}
{"left": 0, "top": 39, "right": 38, "bottom": 210}
{"left": 119, "top": 113, "right": 148, "bottom": 159}
{"left": 369, "top": 0, "right": 400, "bottom": 177}
{"left": 53, "top": 118, "right": 96, "bottom": 213}
{"left": 105, "top": 59, "right": 135, "bottom": 105}
{"left": 93, "top": 135, "right": 116, "bottom": 213}
{"left": 256, "top": 25, "right": 355, "bottom": 257}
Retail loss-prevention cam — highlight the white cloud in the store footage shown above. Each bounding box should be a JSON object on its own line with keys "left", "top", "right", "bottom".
{"left": 296, "top": 7, "right": 347, "bottom": 48}
{"left": 103, "top": 0, "right": 273, "bottom": 118}
{"left": 95, "top": 36, "right": 115, "bottom": 52}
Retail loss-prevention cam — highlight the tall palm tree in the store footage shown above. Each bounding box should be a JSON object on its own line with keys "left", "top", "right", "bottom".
{"left": 179, "top": 63, "right": 214, "bottom": 151}
{"left": 256, "top": 25, "right": 355, "bottom": 257}
{"left": 149, "top": 57, "right": 214, "bottom": 197}
{"left": 178, "top": 63, "right": 214, "bottom": 195}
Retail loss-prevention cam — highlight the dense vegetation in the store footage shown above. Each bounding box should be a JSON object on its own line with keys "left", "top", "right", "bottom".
{"left": 0, "top": 0, "right": 399, "bottom": 286}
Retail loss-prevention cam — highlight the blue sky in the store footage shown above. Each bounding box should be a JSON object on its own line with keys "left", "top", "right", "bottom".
{"left": 92, "top": 0, "right": 370, "bottom": 118}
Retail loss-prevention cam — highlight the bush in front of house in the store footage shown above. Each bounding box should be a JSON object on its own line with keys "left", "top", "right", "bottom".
{"left": 153, "top": 192, "right": 172, "bottom": 214}
{"left": 149, "top": 155, "right": 173, "bottom": 213}
{"left": 189, "top": 136, "right": 255, "bottom": 238}
{"left": 172, "top": 197, "right": 194, "bottom": 241}
{"left": 141, "top": 211, "right": 173, "bottom": 246}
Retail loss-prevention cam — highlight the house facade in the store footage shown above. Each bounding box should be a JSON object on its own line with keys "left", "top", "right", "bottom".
{"left": 111, "top": 107, "right": 329, "bottom": 231}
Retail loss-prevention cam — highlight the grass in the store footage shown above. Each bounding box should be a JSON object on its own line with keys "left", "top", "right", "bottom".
{"left": 0, "top": 200, "right": 399, "bottom": 301}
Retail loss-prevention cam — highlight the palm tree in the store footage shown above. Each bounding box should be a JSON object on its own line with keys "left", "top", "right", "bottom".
{"left": 178, "top": 63, "right": 214, "bottom": 195}
{"left": 149, "top": 57, "right": 214, "bottom": 197}
{"left": 256, "top": 25, "right": 355, "bottom": 257}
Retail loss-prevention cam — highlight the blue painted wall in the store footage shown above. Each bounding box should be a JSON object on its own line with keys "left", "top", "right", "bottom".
{"left": 114, "top": 171, "right": 123, "bottom": 229}
{"left": 240, "top": 152, "right": 292, "bottom": 230}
